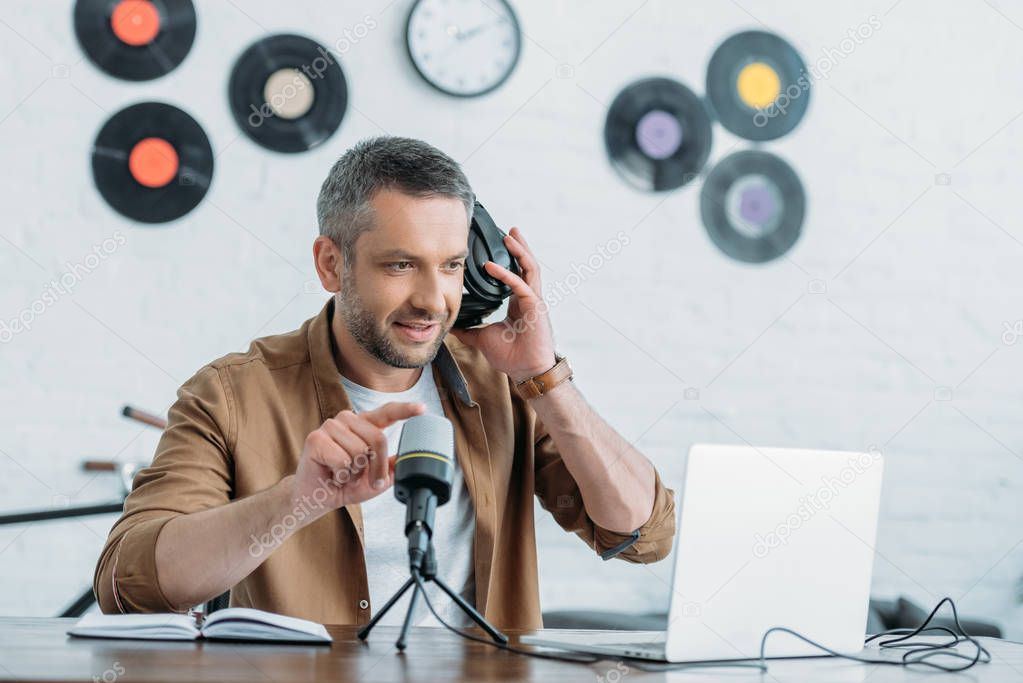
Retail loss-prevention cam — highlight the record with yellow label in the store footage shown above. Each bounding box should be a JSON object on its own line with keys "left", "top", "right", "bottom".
{"left": 706, "top": 30, "right": 809, "bottom": 142}
{"left": 700, "top": 150, "right": 804, "bottom": 263}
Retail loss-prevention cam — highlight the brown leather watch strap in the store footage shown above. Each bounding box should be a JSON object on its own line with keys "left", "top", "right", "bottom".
{"left": 515, "top": 354, "right": 573, "bottom": 400}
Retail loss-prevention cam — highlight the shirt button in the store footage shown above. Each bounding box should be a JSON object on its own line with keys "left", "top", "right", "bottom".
{"left": 359, "top": 599, "right": 369, "bottom": 610}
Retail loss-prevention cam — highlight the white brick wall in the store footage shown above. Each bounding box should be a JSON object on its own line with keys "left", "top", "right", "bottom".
{"left": 1, "top": 0, "right": 1021, "bottom": 638}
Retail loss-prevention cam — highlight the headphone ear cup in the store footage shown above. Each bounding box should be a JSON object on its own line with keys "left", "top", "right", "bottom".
{"left": 456, "top": 202, "right": 520, "bottom": 328}
{"left": 464, "top": 202, "right": 519, "bottom": 300}
{"left": 464, "top": 227, "right": 510, "bottom": 300}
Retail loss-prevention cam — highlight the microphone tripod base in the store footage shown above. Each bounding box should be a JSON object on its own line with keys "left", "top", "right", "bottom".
{"left": 357, "top": 543, "right": 508, "bottom": 651}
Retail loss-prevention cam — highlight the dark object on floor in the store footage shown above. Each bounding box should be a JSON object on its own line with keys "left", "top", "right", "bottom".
{"left": 876, "top": 597, "right": 1002, "bottom": 638}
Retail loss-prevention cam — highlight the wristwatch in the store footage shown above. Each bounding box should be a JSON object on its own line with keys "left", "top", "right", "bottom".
{"left": 514, "top": 354, "right": 573, "bottom": 400}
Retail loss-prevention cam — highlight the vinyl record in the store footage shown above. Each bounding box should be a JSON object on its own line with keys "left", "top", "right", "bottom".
{"left": 73, "top": 0, "right": 196, "bottom": 81}
{"left": 228, "top": 34, "right": 348, "bottom": 154}
{"left": 700, "top": 150, "right": 804, "bottom": 263}
{"left": 706, "top": 30, "right": 809, "bottom": 141}
{"left": 604, "top": 77, "right": 713, "bottom": 192}
{"left": 92, "top": 102, "right": 213, "bottom": 224}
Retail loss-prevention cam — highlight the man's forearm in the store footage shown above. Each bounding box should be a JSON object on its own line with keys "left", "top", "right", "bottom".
{"left": 529, "top": 379, "right": 656, "bottom": 532}
{"left": 154, "top": 474, "right": 321, "bottom": 610}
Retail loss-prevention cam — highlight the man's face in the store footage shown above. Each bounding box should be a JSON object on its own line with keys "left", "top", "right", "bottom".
{"left": 336, "top": 188, "right": 469, "bottom": 369}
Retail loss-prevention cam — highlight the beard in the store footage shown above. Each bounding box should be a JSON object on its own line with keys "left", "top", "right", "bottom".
{"left": 335, "top": 269, "right": 451, "bottom": 369}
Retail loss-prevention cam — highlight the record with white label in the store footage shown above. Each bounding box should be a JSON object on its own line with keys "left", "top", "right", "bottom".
{"left": 700, "top": 150, "right": 804, "bottom": 263}
{"left": 92, "top": 102, "right": 213, "bottom": 224}
{"left": 706, "top": 30, "right": 809, "bottom": 141}
{"left": 74, "top": 0, "right": 196, "bottom": 81}
{"left": 604, "top": 77, "right": 713, "bottom": 192}
{"left": 228, "top": 34, "right": 348, "bottom": 153}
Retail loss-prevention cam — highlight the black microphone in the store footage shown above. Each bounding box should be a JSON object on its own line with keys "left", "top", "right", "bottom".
{"left": 393, "top": 414, "right": 454, "bottom": 572}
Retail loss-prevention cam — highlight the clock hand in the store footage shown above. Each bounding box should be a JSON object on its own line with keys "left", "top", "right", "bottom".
{"left": 454, "top": 19, "right": 502, "bottom": 42}
{"left": 437, "top": 19, "right": 498, "bottom": 60}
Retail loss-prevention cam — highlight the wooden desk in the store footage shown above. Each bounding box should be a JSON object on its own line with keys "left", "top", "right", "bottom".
{"left": 1, "top": 617, "right": 1021, "bottom": 682}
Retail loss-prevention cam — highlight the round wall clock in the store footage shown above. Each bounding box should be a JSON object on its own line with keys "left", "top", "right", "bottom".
{"left": 405, "top": 0, "right": 522, "bottom": 97}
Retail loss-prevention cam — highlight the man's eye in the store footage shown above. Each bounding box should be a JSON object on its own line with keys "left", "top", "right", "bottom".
{"left": 388, "top": 261, "right": 413, "bottom": 272}
{"left": 448, "top": 261, "right": 466, "bottom": 270}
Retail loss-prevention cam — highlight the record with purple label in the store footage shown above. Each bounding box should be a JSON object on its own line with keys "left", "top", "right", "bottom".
{"left": 700, "top": 150, "right": 804, "bottom": 263}
{"left": 74, "top": 0, "right": 197, "bottom": 81}
{"left": 603, "top": 77, "right": 712, "bottom": 192}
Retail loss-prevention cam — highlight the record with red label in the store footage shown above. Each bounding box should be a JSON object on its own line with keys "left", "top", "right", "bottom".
{"left": 92, "top": 102, "right": 213, "bottom": 224}
{"left": 604, "top": 77, "right": 712, "bottom": 192}
{"left": 74, "top": 0, "right": 196, "bottom": 81}
{"left": 700, "top": 150, "right": 804, "bottom": 263}
{"left": 228, "top": 34, "right": 348, "bottom": 154}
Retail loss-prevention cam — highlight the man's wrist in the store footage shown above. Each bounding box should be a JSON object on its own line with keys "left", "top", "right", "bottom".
{"left": 514, "top": 353, "right": 573, "bottom": 401}
{"left": 510, "top": 354, "right": 559, "bottom": 384}
{"left": 530, "top": 370, "right": 575, "bottom": 405}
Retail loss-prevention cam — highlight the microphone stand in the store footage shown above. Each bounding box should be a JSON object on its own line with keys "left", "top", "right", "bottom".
{"left": 357, "top": 541, "right": 508, "bottom": 651}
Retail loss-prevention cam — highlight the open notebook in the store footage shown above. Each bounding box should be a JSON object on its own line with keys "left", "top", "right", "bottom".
{"left": 67, "top": 608, "right": 331, "bottom": 643}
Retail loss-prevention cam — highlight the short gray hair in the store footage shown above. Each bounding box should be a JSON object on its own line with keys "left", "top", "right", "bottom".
{"left": 316, "top": 136, "right": 475, "bottom": 265}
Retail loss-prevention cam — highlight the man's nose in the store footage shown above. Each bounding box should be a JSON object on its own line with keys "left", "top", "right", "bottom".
{"left": 409, "top": 270, "right": 447, "bottom": 317}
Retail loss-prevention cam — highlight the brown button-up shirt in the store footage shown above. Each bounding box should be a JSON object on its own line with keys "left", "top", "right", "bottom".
{"left": 93, "top": 297, "right": 676, "bottom": 629}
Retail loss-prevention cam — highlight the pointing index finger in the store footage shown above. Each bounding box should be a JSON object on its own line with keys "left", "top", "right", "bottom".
{"left": 358, "top": 401, "right": 426, "bottom": 429}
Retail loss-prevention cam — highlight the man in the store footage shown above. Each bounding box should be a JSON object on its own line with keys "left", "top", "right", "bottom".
{"left": 93, "top": 136, "right": 676, "bottom": 630}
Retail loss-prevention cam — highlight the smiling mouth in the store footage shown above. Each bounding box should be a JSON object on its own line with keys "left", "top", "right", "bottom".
{"left": 393, "top": 320, "right": 440, "bottom": 342}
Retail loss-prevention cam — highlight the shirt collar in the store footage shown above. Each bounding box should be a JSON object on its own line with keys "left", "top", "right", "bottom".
{"left": 307, "top": 297, "right": 477, "bottom": 422}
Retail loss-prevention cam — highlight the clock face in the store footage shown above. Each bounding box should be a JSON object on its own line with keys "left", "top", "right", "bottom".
{"left": 406, "top": 0, "right": 522, "bottom": 97}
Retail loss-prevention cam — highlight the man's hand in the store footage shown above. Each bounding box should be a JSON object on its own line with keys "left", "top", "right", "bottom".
{"left": 449, "top": 227, "right": 558, "bottom": 382}
{"left": 152, "top": 400, "right": 426, "bottom": 610}
{"left": 292, "top": 401, "right": 426, "bottom": 512}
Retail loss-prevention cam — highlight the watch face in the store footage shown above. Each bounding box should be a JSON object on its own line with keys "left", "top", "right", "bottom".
{"left": 406, "top": 0, "right": 522, "bottom": 97}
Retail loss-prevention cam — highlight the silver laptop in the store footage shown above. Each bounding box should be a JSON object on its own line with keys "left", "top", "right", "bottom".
{"left": 522, "top": 443, "right": 884, "bottom": 662}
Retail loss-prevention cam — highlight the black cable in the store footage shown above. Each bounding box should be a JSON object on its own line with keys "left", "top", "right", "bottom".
{"left": 400, "top": 586, "right": 990, "bottom": 676}
{"left": 632, "top": 598, "right": 990, "bottom": 673}
{"left": 408, "top": 570, "right": 602, "bottom": 665}
{"left": 864, "top": 625, "right": 959, "bottom": 644}
{"left": 627, "top": 659, "right": 769, "bottom": 673}
{"left": 408, "top": 571, "right": 767, "bottom": 671}
{"left": 871, "top": 597, "right": 991, "bottom": 669}
{"left": 756, "top": 597, "right": 990, "bottom": 673}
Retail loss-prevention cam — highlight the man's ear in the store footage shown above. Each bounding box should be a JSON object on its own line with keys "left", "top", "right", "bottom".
{"left": 312, "top": 236, "right": 345, "bottom": 293}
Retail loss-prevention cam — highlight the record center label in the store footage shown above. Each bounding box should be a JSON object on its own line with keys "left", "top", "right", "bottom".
{"left": 128, "top": 137, "right": 179, "bottom": 188}
{"left": 110, "top": 0, "right": 161, "bottom": 46}
{"left": 736, "top": 62, "right": 781, "bottom": 110}
{"left": 635, "top": 109, "right": 683, "bottom": 160}
{"left": 263, "top": 68, "right": 316, "bottom": 120}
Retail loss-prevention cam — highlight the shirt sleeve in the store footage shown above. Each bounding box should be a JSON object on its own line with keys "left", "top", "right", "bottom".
{"left": 519, "top": 380, "right": 677, "bottom": 564}
{"left": 93, "top": 364, "right": 235, "bottom": 614}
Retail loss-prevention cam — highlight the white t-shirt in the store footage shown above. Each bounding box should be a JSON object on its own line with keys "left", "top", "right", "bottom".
{"left": 340, "top": 363, "right": 476, "bottom": 627}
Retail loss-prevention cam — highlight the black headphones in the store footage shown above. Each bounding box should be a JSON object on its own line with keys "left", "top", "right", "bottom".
{"left": 455, "top": 201, "right": 521, "bottom": 328}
